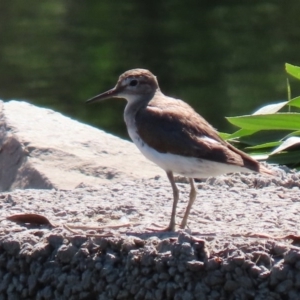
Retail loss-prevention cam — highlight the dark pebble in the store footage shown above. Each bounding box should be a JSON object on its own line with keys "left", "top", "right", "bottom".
{"left": 275, "top": 279, "right": 294, "bottom": 293}
{"left": 284, "top": 249, "right": 300, "bottom": 265}
{"left": 56, "top": 244, "right": 77, "bottom": 263}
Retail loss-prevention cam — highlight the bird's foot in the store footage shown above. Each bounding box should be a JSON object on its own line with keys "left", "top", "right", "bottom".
{"left": 179, "top": 223, "right": 187, "bottom": 230}
{"left": 179, "top": 218, "right": 188, "bottom": 229}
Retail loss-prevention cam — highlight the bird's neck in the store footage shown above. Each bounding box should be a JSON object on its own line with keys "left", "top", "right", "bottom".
{"left": 124, "top": 89, "right": 163, "bottom": 129}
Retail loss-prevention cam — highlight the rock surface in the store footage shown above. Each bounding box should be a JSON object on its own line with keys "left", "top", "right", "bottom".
{"left": 1, "top": 100, "right": 300, "bottom": 299}
{"left": 0, "top": 100, "right": 163, "bottom": 192}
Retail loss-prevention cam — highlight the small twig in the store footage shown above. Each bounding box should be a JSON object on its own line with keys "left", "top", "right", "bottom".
{"left": 63, "top": 225, "right": 116, "bottom": 237}
{"left": 63, "top": 224, "right": 79, "bottom": 234}
{"left": 65, "top": 223, "right": 132, "bottom": 231}
{"left": 232, "top": 232, "right": 300, "bottom": 241}
{"left": 86, "top": 232, "right": 117, "bottom": 237}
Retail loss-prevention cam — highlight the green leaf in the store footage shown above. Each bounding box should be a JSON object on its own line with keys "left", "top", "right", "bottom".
{"left": 246, "top": 141, "right": 281, "bottom": 150}
{"left": 225, "top": 129, "right": 257, "bottom": 140}
{"left": 287, "top": 96, "right": 300, "bottom": 108}
{"left": 252, "top": 102, "right": 287, "bottom": 115}
{"left": 218, "top": 132, "right": 231, "bottom": 139}
{"left": 283, "top": 130, "right": 300, "bottom": 139}
{"left": 286, "top": 63, "right": 300, "bottom": 80}
{"left": 268, "top": 150, "right": 300, "bottom": 165}
{"left": 239, "top": 130, "right": 291, "bottom": 146}
{"left": 250, "top": 97, "right": 300, "bottom": 115}
{"left": 271, "top": 137, "right": 300, "bottom": 155}
{"left": 227, "top": 113, "right": 300, "bottom": 131}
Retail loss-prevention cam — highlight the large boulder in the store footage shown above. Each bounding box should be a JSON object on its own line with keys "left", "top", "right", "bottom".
{"left": 0, "top": 100, "right": 163, "bottom": 191}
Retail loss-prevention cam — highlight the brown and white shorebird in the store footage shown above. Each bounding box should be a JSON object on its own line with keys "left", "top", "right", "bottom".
{"left": 87, "top": 69, "right": 273, "bottom": 232}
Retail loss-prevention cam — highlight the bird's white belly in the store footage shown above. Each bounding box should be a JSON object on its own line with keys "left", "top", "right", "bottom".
{"left": 129, "top": 130, "right": 250, "bottom": 178}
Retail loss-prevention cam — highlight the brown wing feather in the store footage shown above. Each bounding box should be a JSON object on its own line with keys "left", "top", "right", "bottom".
{"left": 135, "top": 97, "right": 266, "bottom": 173}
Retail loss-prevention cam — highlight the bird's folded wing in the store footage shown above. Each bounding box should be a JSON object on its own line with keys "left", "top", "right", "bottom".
{"left": 135, "top": 105, "right": 260, "bottom": 171}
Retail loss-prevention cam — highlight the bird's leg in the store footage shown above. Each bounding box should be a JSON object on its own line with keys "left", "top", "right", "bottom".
{"left": 146, "top": 171, "right": 179, "bottom": 232}
{"left": 166, "top": 171, "right": 179, "bottom": 231}
{"left": 180, "top": 178, "right": 197, "bottom": 229}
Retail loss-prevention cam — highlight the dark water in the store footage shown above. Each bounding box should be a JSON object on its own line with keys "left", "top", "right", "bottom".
{"left": 1, "top": 1, "right": 300, "bottom": 138}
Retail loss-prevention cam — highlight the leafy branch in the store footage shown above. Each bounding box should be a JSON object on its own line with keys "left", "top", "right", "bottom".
{"left": 221, "top": 63, "right": 300, "bottom": 169}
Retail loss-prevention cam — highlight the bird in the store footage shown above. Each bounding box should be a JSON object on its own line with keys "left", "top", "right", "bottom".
{"left": 86, "top": 69, "right": 273, "bottom": 232}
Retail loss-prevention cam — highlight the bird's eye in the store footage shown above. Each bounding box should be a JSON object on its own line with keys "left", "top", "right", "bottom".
{"left": 129, "top": 79, "right": 138, "bottom": 86}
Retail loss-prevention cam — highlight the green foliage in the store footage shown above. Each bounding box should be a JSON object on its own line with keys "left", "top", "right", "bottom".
{"left": 224, "top": 63, "right": 300, "bottom": 169}
{"left": 286, "top": 63, "right": 300, "bottom": 80}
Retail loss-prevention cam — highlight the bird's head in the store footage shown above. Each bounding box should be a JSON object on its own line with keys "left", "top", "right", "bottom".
{"left": 86, "top": 69, "right": 160, "bottom": 104}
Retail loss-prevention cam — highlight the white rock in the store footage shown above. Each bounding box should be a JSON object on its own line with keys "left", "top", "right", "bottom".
{"left": 0, "top": 100, "right": 163, "bottom": 191}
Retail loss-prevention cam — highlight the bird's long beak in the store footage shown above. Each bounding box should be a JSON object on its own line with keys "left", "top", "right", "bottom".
{"left": 86, "top": 87, "right": 119, "bottom": 104}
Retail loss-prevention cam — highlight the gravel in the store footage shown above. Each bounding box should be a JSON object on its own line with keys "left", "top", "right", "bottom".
{"left": 0, "top": 165, "right": 300, "bottom": 299}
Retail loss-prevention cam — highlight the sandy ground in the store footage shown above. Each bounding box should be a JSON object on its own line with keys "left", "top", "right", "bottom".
{"left": 1, "top": 165, "right": 299, "bottom": 253}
